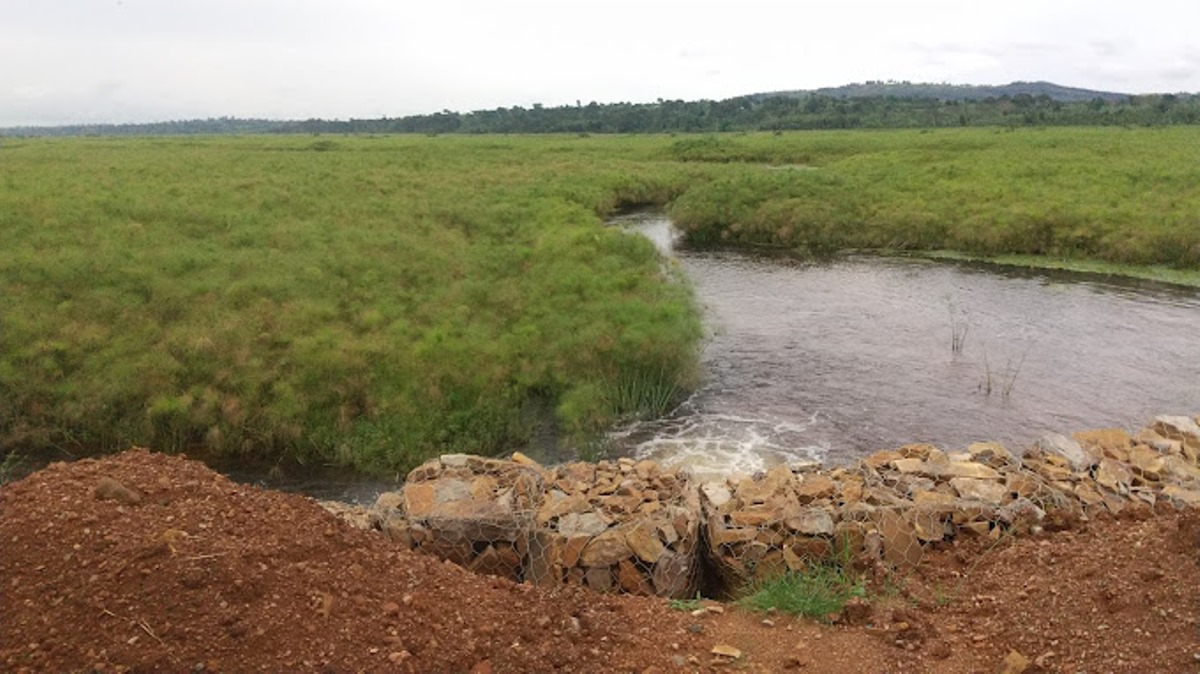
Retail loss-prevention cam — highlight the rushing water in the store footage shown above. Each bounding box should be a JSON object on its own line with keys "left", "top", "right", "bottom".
{"left": 608, "top": 212, "right": 1200, "bottom": 477}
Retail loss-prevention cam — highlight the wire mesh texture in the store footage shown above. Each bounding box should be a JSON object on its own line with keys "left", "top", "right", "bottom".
{"left": 321, "top": 414, "right": 1200, "bottom": 597}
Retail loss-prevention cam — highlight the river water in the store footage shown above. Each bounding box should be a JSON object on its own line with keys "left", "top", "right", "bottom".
{"left": 607, "top": 212, "right": 1200, "bottom": 477}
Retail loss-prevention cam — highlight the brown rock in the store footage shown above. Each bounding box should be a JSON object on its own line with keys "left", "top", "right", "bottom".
{"left": 784, "top": 508, "right": 834, "bottom": 536}
{"left": 1095, "top": 459, "right": 1132, "bottom": 493}
{"left": 708, "top": 520, "right": 759, "bottom": 546}
{"left": 652, "top": 551, "right": 692, "bottom": 597}
{"left": 711, "top": 644, "right": 742, "bottom": 659}
{"left": 1074, "top": 482, "right": 1106, "bottom": 507}
{"left": 1162, "top": 485, "right": 1200, "bottom": 507}
{"left": 968, "top": 441, "right": 1014, "bottom": 465}
{"left": 994, "top": 649, "right": 1030, "bottom": 674}
{"left": 580, "top": 528, "right": 632, "bottom": 567}
{"left": 94, "top": 477, "right": 142, "bottom": 506}
{"left": 617, "top": 559, "right": 654, "bottom": 595}
{"left": 402, "top": 482, "right": 437, "bottom": 517}
{"left": 795, "top": 475, "right": 836, "bottom": 502}
{"left": 950, "top": 477, "right": 1008, "bottom": 504}
{"left": 584, "top": 566, "right": 613, "bottom": 592}
{"left": 1128, "top": 443, "right": 1166, "bottom": 479}
{"left": 509, "top": 451, "right": 539, "bottom": 466}
{"left": 1073, "top": 428, "right": 1133, "bottom": 456}
{"left": 625, "top": 521, "right": 666, "bottom": 564}
{"left": 890, "top": 458, "right": 927, "bottom": 474}
{"left": 560, "top": 535, "right": 591, "bottom": 568}
{"left": 878, "top": 510, "right": 923, "bottom": 568}
{"left": 939, "top": 461, "right": 1002, "bottom": 480}
{"left": 863, "top": 450, "right": 904, "bottom": 469}
{"left": 909, "top": 509, "right": 948, "bottom": 543}
{"left": 729, "top": 509, "right": 775, "bottom": 527}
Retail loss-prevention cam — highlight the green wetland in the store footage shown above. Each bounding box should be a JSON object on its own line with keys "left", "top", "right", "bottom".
{"left": 2, "top": 128, "right": 1199, "bottom": 476}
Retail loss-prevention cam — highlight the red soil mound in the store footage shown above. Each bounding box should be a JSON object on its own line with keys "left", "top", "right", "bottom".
{"left": 3, "top": 449, "right": 1197, "bottom": 673}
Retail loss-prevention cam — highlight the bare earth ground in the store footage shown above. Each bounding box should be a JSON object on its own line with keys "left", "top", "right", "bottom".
{"left": 2, "top": 450, "right": 1197, "bottom": 673}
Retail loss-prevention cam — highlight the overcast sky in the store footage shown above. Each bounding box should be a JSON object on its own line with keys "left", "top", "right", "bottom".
{"left": 2, "top": 0, "right": 1198, "bottom": 126}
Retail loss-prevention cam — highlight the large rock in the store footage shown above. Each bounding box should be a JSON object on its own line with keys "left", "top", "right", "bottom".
{"left": 950, "top": 477, "right": 1008, "bottom": 504}
{"left": 1153, "top": 415, "right": 1200, "bottom": 445}
{"left": 1031, "top": 433, "right": 1098, "bottom": 471}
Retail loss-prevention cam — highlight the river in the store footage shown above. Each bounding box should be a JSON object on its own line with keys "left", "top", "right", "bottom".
{"left": 606, "top": 212, "right": 1200, "bottom": 477}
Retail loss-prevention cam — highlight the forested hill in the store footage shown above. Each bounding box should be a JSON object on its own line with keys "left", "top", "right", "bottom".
{"left": 4, "top": 82, "right": 1198, "bottom": 137}
{"left": 760, "top": 80, "right": 1130, "bottom": 103}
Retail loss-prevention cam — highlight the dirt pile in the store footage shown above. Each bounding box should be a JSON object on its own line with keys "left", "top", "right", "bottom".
{"left": 0, "top": 450, "right": 709, "bottom": 672}
{"left": 3, "top": 448, "right": 1198, "bottom": 673}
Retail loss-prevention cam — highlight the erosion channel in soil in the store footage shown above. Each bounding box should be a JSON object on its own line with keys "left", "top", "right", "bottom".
{"left": 606, "top": 212, "right": 1200, "bottom": 478}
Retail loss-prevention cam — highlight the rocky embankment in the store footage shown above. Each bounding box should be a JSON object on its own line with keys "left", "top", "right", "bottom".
{"left": 323, "top": 414, "right": 1200, "bottom": 596}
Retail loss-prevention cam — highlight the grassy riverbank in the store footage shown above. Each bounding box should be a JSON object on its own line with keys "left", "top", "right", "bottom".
{"left": 2, "top": 128, "right": 1198, "bottom": 472}
{"left": 0, "top": 135, "right": 703, "bottom": 472}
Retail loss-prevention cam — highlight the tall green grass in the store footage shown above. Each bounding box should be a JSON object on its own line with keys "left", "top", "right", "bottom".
{"left": 668, "top": 128, "right": 1200, "bottom": 269}
{"left": 0, "top": 135, "right": 701, "bottom": 473}
{"left": 3, "top": 128, "right": 1198, "bottom": 475}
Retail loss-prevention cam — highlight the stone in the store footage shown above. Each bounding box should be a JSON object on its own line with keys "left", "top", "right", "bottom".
{"left": 94, "top": 477, "right": 142, "bottom": 506}
{"left": 909, "top": 509, "right": 948, "bottom": 543}
{"left": 839, "top": 480, "right": 864, "bottom": 504}
{"left": 729, "top": 509, "right": 775, "bottom": 527}
{"left": 912, "top": 490, "right": 958, "bottom": 507}
{"left": 898, "top": 443, "right": 939, "bottom": 459}
{"left": 795, "top": 475, "right": 836, "bottom": 502}
{"left": 1094, "top": 459, "right": 1132, "bottom": 493}
{"left": 708, "top": 516, "right": 759, "bottom": 546}
{"left": 625, "top": 522, "right": 666, "bottom": 564}
{"left": 440, "top": 453, "right": 470, "bottom": 468}
{"left": 617, "top": 559, "right": 654, "bottom": 595}
{"left": 1073, "top": 429, "right": 1133, "bottom": 458}
{"left": 891, "top": 458, "right": 927, "bottom": 474}
{"left": 584, "top": 566, "right": 613, "bottom": 592}
{"left": 735, "top": 465, "right": 793, "bottom": 504}
{"left": 1163, "top": 456, "right": 1200, "bottom": 483}
{"left": 1005, "top": 473, "right": 1042, "bottom": 498}
{"left": 1153, "top": 415, "right": 1200, "bottom": 444}
{"left": 1123, "top": 446, "right": 1161, "bottom": 477}
{"left": 536, "top": 491, "right": 590, "bottom": 525}
{"left": 710, "top": 644, "right": 742, "bottom": 659}
{"left": 938, "top": 461, "right": 1002, "bottom": 480}
{"left": 701, "top": 483, "right": 733, "bottom": 509}
{"left": 1162, "top": 485, "right": 1200, "bottom": 507}
{"left": 560, "top": 535, "right": 591, "bottom": 568}
{"left": 652, "top": 552, "right": 692, "bottom": 597}
{"left": 968, "top": 441, "right": 1014, "bottom": 465}
{"left": 995, "top": 649, "right": 1030, "bottom": 674}
{"left": 1074, "top": 482, "right": 1105, "bottom": 507}
{"left": 784, "top": 508, "right": 834, "bottom": 536}
{"left": 878, "top": 510, "right": 923, "bottom": 568}
{"left": 1032, "top": 433, "right": 1097, "bottom": 471}
{"left": 557, "top": 512, "right": 609, "bottom": 538}
{"left": 470, "top": 475, "right": 499, "bottom": 500}
{"left": 950, "top": 478, "right": 1008, "bottom": 504}
{"left": 510, "top": 451, "right": 539, "bottom": 466}
{"left": 863, "top": 450, "right": 904, "bottom": 469}
{"left": 580, "top": 527, "right": 634, "bottom": 567}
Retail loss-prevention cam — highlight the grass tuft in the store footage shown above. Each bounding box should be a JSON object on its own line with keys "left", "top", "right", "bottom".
{"left": 737, "top": 562, "right": 866, "bottom": 619}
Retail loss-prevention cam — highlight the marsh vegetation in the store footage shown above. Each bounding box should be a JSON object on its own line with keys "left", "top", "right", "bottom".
{"left": 2, "top": 128, "right": 1198, "bottom": 473}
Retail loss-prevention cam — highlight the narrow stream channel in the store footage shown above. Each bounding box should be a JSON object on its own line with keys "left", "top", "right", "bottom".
{"left": 608, "top": 212, "right": 1200, "bottom": 477}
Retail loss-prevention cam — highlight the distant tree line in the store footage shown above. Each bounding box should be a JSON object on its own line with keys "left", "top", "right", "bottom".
{"left": 4, "top": 93, "right": 1199, "bottom": 137}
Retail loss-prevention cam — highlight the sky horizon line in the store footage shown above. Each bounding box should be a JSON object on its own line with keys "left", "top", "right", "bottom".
{"left": 6, "top": 78, "right": 1195, "bottom": 129}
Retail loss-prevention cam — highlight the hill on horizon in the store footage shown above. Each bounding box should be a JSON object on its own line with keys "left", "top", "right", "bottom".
{"left": 759, "top": 80, "right": 1131, "bottom": 103}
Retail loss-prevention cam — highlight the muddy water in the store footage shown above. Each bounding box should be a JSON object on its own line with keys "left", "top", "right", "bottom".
{"left": 609, "top": 212, "right": 1200, "bottom": 477}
